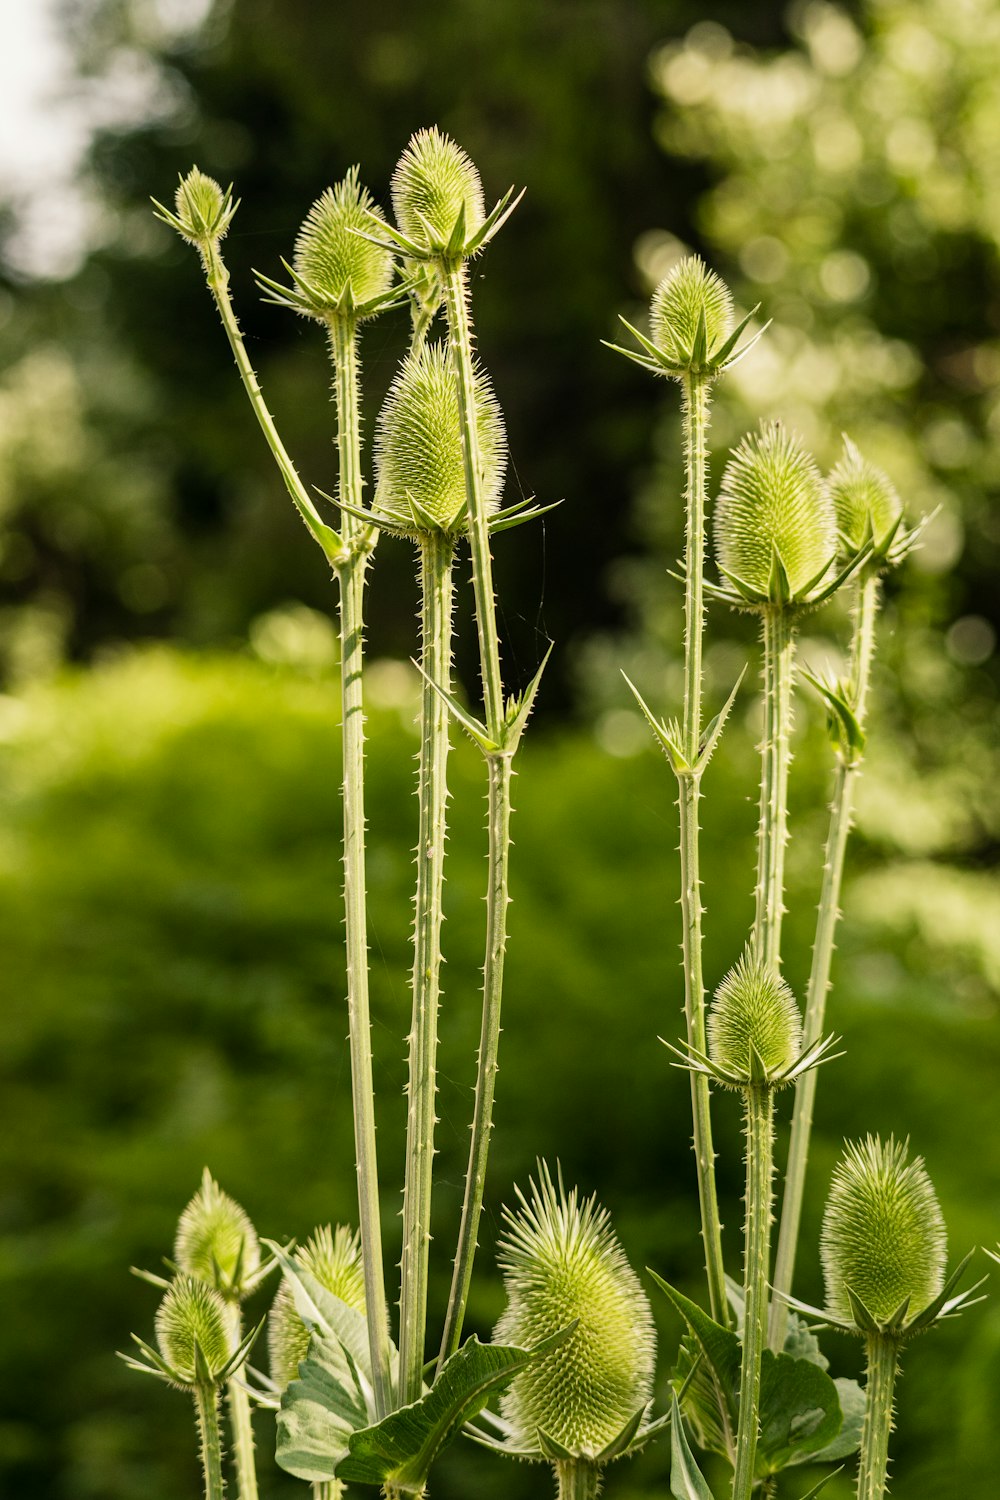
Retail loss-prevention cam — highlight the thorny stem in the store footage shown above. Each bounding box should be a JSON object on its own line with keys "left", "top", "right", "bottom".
{"left": 754, "top": 608, "right": 796, "bottom": 971}
{"left": 194, "top": 1383, "right": 227, "bottom": 1500}
{"left": 226, "top": 1368, "right": 258, "bottom": 1500}
{"left": 769, "top": 574, "right": 880, "bottom": 1350}
{"left": 399, "top": 530, "right": 456, "bottom": 1402}
{"left": 857, "top": 1335, "right": 900, "bottom": 1500}
{"left": 311, "top": 1484, "right": 343, "bottom": 1500}
{"left": 556, "top": 1458, "right": 602, "bottom": 1499}
{"left": 330, "top": 316, "right": 393, "bottom": 1417}
{"left": 732, "top": 1086, "right": 775, "bottom": 1500}
{"left": 678, "top": 371, "right": 728, "bottom": 1328}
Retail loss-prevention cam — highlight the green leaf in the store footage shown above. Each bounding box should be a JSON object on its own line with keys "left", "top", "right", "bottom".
{"left": 796, "top": 1468, "right": 844, "bottom": 1499}
{"left": 755, "top": 1350, "right": 844, "bottom": 1476}
{"left": 796, "top": 1379, "right": 865, "bottom": 1465}
{"left": 275, "top": 1325, "right": 369, "bottom": 1483}
{"left": 649, "top": 1272, "right": 739, "bottom": 1453}
{"left": 265, "top": 1240, "right": 387, "bottom": 1392}
{"left": 670, "top": 1392, "right": 717, "bottom": 1500}
{"left": 781, "top": 1311, "right": 829, "bottom": 1370}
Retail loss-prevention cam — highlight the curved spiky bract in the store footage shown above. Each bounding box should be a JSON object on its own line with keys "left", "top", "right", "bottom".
{"left": 708, "top": 950, "right": 802, "bottom": 1081}
{"left": 650, "top": 256, "right": 733, "bottom": 370}
{"left": 822, "top": 1136, "right": 947, "bottom": 1326}
{"left": 374, "top": 342, "right": 506, "bottom": 532}
{"left": 292, "top": 169, "right": 394, "bottom": 317}
{"left": 493, "top": 1165, "right": 656, "bottom": 1458}
{"left": 155, "top": 1275, "right": 233, "bottom": 1386}
{"left": 827, "top": 437, "right": 903, "bottom": 554}
{"left": 714, "top": 421, "right": 836, "bottom": 602}
{"left": 175, "top": 1168, "right": 260, "bottom": 1299}
{"left": 391, "top": 128, "right": 485, "bottom": 250}
{"left": 268, "top": 1225, "right": 366, "bottom": 1390}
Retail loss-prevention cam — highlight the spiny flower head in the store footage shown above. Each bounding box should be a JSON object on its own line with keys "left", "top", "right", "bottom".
{"left": 174, "top": 1168, "right": 260, "bottom": 1300}
{"left": 714, "top": 420, "right": 837, "bottom": 606}
{"left": 821, "top": 1136, "right": 947, "bottom": 1329}
{"left": 493, "top": 1164, "right": 656, "bottom": 1459}
{"left": 153, "top": 166, "right": 238, "bottom": 248}
{"left": 291, "top": 169, "right": 394, "bottom": 318}
{"left": 391, "top": 128, "right": 485, "bottom": 252}
{"left": 708, "top": 950, "right": 802, "bottom": 1084}
{"left": 650, "top": 256, "right": 734, "bottom": 375}
{"left": 155, "top": 1275, "right": 234, "bottom": 1387}
{"left": 827, "top": 436, "right": 903, "bottom": 558}
{"left": 268, "top": 1225, "right": 366, "bottom": 1391}
{"left": 374, "top": 341, "right": 506, "bottom": 533}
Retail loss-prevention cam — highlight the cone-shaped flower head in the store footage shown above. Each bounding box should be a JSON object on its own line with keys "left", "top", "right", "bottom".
{"left": 268, "top": 1225, "right": 366, "bottom": 1391}
{"left": 374, "top": 341, "right": 506, "bottom": 533}
{"left": 708, "top": 950, "right": 803, "bottom": 1083}
{"left": 650, "top": 255, "right": 734, "bottom": 374}
{"left": 174, "top": 1168, "right": 260, "bottom": 1300}
{"left": 822, "top": 1136, "right": 947, "bottom": 1328}
{"left": 391, "top": 127, "right": 485, "bottom": 252}
{"left": 827, "top": 436, "right": 903, "bottom": 557}
{"left": 292, "top": 169, "right": 394, "bottom": 318}
{"left": 714, "top": 421, "right": 837, "bottom": 605}
{"left": 159, "top": 166, "right": 238, "bottom": 248}
{"left": 493, "top": 1164, "right": 656, "bottom": 1459}
{"left": 155, "top": 1275, "right": 234, "bottom": 1387}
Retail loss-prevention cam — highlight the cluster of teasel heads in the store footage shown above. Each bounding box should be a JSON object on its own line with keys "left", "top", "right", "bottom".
{"left": 136, "top": 130, "right": 988, "bottom": 1500}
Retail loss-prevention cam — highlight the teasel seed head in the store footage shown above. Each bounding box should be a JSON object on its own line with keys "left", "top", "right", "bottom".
{"left": 392, "top": 127, "right": 485, "bottom": 252}
{"left": 155, "top": 1275, "right": 234, "bottom": 1388}
{"left": 154, "top": 166, "right": 238, "bottom": 249}
{"left": 827, "top": 436, "right": 904, "bottom": 560}
{"left": 650, "top": 256, "right": 734, "bottom": 376}
{"left": 291, "top": 169, "right": 395, "bottom": 319}
{"left": 268, "top": 1225, "right": 366, "bottom": 1391}
{"left": 175, "top": 1167, "right": 260, "bottom": 1301}
{"left": 707, "top": 950, "right": 803, "bottom": 1085}
{"left": 374, "top": 341, "right": 506, "bottom": 533}
{"left": 493, "top": 1163, "right": 656, "bottom": 1460}
{"left": 714, "top": 421, "right": 837, "bottom": 606}
{"left": 822, "top": 1136, "right": 947, "bottom": 1329}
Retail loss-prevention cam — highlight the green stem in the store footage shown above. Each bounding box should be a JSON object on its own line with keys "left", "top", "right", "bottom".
{"left": 754, "top": 608, "right": 796, "bottom": 971}
{"left": 399, "top": 531, "right": 456, "bottom": 1402}
{"left": 226, "top": 1371, "right": 258, "bottom": 1500}
{"left": 329, "top": 316, "right": 393, "bottom": 1418}
{"left": 678, "top": 371, "right": 728, "bottom": 1328}
{"left": 311, "top": 1483, "right": 343, "bottom": 1500}
{"left": 556, "top": 1458, "right": 602, "bottom": 1499}
{"left": 194, "top": 1383, "right": 227, "bottom": 1500}
{"left": 769, "top": 574, "right": 880, "bottom": 1350}
{"left": 858, "top": 1335, "right": 900, "bottom": 1500}
{"left": 732, "top": 1086, "right": 775, "bottom": 1500}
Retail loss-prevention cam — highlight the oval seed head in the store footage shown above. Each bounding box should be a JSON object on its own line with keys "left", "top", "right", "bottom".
{"left": 155, "top": 1275, "right": 233, "bottom": 1387}
{"left": 268, "top": 1225, "right": 366, "bottom": 1391}
{"left": 493, "top": 1164, "right": 656, "bottom": 1459}
{"left": 292, "top": 168, "right": 394, "bottom": 318}
{"left": 827, "top": 436, "right": 903, "bottom": 556}
{"left": 171, "top": 167, "right": 235, "bottom": 247}
{"left": 821, "top": 1136, "right": 947, "bottom": 1327}
{"left": 374, "top": 342, "right": 506, "bottom": 533}
{"left": 174, "top": 1168, "right": 260, "bottom": 1300}
{"left": 715, "top": 421, "right": 837, "bottom": 603}
{"left": 391, "top": 127, "right": 485, "bottom": 251}
{"left": 708, "top": 950, "right": 802, "bottom": 1082}
{"left": 650, "top": 255, "right": 734, "bottom": 372}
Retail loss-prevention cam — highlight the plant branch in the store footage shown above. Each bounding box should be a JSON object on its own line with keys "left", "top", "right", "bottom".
{"left": 754, "top": 608, "right": 796, "bottom": 970}
{"left": 226, "top": 1366, "right": 258, "bottom": 1500}
{"left": 194, "top": 1383, "right": 227, "bottom": 1500}
{"left": 857, "top": 1335, "right": 900, "bottom": 1500}
{"left": 732, "top": 1085, "right": 775, "bottom": 1500}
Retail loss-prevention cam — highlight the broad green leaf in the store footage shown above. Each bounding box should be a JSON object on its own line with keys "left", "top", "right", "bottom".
{"left": 794, "top": 1378, "right": 865, "bottom": 1466}
{"left": 651, "top": 1271, "right": 739, "bottom": 1451}
{"left": 756, "top": 1350, "right": 843, "bottom": 1476}
{"left": 670, "top": 1392, "right": 716, "bottom": 1500}
{"left": 266, "top": 1240, "right": 387, "bottom": 1392}
{"left": 673, "top": 1336, "right": 732, "bottom": 1460}
{"left": 781, "top": 1311, "right": 829, "bottom": 1370}
{"left": 275, "top": 1326, "right": 369, "bottom": 1483}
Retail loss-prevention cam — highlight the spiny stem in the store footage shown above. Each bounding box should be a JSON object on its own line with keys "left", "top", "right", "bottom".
{"left": 858, "top": 1335, "right": 900, "bottom": 1500}
{"left": 754, "top": 608, "right": 796, "bottom": 971}
{"left": 399, "top": 530, "right": 456, "bottom": 1402}
{"left": 678, "top": 371, "right": 728, "bottom": 1327}
{"left": 329, "top": 315, "right": 393, "bottom": 1417}
{"left": 194, "top": 1383, "right": 227, "bottom": 1500}
{"left": 732, "top": 1085, "right": 775, "bottom": 1500}
{"left": 226, "top": 1369, "right": 258, "bottom": 1500}
{"left": 311, "top": 1483, "right": 343, "bottom": 1500}
{"left": 556, "top": 1458, "right": 602, "bottom": 1499}
{"left": 769, "top": 573, "right": 880, "bottom": 1350}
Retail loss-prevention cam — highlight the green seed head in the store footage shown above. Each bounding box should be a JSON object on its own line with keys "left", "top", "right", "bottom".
{"left": 155, "top": 1275, "right": 233, "bottom": 1387}
{"left": 391, "top": 127, "right": 485, "bottom": 251}
{"left": 707, "top": 950, "right": 802, "bottom": 1082}
{"left": 821, "top": 1136, "right": 947, "bottom": 1328}
{"left": 493, "top": 1164, "right": 656, "bottom": 1459}
{"left": 174, "top": 1168, "right": 260, "bottom": 1300}
{"left": 714, "top": 421, "right": 837, "bottom": 603}
{"left": 650, "top": 255, "right": 734, "bottom": 371}
{"left": 268, "top": 1225, "right": 366, "bottom": 1391}
{"left": 374, "top": 341, "right": 506, "bottom": 532}
{"left": 292, "top": 169, "right": 394, "bottom": 317}
{"left": 827, "top": 436, "right": 903, "bottom": 555}
{"left": 171, "top": 167, "right": 235, "bottom": 246}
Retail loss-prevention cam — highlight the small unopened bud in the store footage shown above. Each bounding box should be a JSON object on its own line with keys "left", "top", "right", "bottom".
{"left": 155, "top": 1275, "right": 233, "bottom": 1387}
{"left": 827, "top": 437, "right": 903, "bottom": 556}
{"left": 171, "top": 167, "right": 236, "bottom": 246}
{"left": 493, "top": 1164, "right": 656, "bottom": 1459}
{"left": 391, "top": 128, "right": 485, "bottom": 251}
{"left": 175, "top": 1168, "right": 260, "bottom": 1300}
{"left": 821, "top": 1136, "right": 947, "bottom": 1327}
{"left": 374, "top": 342, "right": 506, "bottom": 532}
{"left": 650, "top": 255, "right": 734, "bottom": 374}
{"left": 292, "top": 169, "right": 395, "bottom": 318}
{"left": 268, "top": 1225, "right": 366, "bottom": 1391}
{"left": 708, "top": 950, "right": 802, "bottom": 1083}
